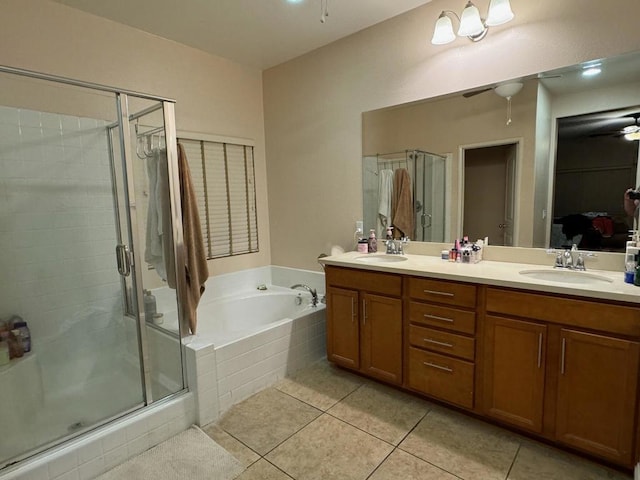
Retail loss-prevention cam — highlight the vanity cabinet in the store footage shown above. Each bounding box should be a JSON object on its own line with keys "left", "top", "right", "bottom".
{"left": 324, "top": 262, "right": 640, "bottom": 468}
{"left": 406, "top": 277, "right": 477, "bottom": 409}
{"left": 484, "top": 287, "right": 640, "bottom": 466}
{"left": 556, "top": 329, "right": 639, "bottom": 465}
{"left": 482, "top": 316, "right": 546, "bottom": 433}
{"left": 325, "top": 266, "right": 403, "bottom": 385}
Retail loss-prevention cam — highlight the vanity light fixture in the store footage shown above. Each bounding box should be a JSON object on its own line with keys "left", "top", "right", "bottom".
{"left": 431, "top": 0, "right": 514, "bottom": 45}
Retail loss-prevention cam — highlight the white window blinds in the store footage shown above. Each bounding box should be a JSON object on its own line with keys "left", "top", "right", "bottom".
{"left": 179, "top": 138, "right": 259, "bottom": 259}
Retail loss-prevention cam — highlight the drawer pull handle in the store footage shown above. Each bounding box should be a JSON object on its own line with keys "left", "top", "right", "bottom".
{"left": 537, "top": 333, "right": 543, "bottom": 369}
{"left": 424, "top": 338, "right": 453, "bottom": 348}
{"left": 560, "top": 337, "right": 566, "bottom": 375}
{"left": 423, "top": 289, "right": 454, "bottom": 297}
{"left": 363, "top": 299, "right": 367, "bottom": 325}
{"left": 423, "top": 361, "right": 453, "bottom": 373}
{"left": 351, "top": 298, "right": 355, "bottom": 323}
{"left": 424, "top": 314, "right": 454, "bottom": 323}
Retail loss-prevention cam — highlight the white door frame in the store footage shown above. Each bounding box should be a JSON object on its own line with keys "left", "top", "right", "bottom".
{"left": 457, "top": 137, "right": 524, "bottom": 246}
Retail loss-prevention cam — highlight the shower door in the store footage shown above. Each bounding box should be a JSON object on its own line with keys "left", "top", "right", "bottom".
{"left": 414, "top": 151, "right": 447, "bottom": 242}
{"left": 0, "top": 71, "right": 184, "bottom": 469}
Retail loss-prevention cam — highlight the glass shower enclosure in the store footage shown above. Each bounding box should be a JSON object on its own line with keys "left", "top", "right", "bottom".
{"left": 0, "top": 67, "right": 187, "bottom": 469}
{"left": 363, "top": 150, "right": 447, "bottom": 242}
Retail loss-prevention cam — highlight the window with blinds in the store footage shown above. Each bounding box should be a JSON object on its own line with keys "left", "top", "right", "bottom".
{"left": 179, "top": 138, "right": 259, "bottom": 258}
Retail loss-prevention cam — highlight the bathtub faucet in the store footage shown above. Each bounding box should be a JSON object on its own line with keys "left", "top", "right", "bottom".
{"left": 290, "top": 284, "right": 318, "bottom": 307}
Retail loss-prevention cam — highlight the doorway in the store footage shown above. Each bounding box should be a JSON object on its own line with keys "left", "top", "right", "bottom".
{"left": 461, "top": 142, "right": 518, "bottom": 246}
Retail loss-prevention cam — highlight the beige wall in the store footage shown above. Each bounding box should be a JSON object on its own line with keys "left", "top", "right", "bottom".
{"left": 0, "top": 0, "right": 271, "bottom": 276}
{"left": 264, "top": 0, "right": 640, "bottom": 271}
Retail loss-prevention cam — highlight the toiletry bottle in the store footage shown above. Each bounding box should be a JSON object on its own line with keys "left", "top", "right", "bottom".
{"left": 144, "top": 289, "right": 157, "bottom": 321}
{"left": 634, "top": 254, "right": 640, "bottom": 287}
{"left": 8, "top": 330, "right": 24, "bottom": 359}
{"left": 0, "top": 338, "right": 9, "bottom": 366}
{"left": 368, "top": 229, "right": 377, "bottom": 253}
{"left": 357, "top": 238, "right": 368, "bottom": 253}
{"left": 12, "top": 321, "right": 30, "bottom": 353}
{"left": 354, "top": 226, "right": 364, "bottom": 251}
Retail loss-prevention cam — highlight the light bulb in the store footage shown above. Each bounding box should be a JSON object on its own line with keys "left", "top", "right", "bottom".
{"left": 486, "top": 0, "right": 514, "bottom": 27}
{"left": 458, "top": 1, "right": 484, "bottom": 37}
{"left": 431, "top": 12, "right": 456, "bottom": 45}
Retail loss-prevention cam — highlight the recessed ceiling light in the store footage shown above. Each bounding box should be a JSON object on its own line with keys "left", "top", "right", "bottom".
{"left": 581, "top": 61, "right": 602, "bottom": 77}
{"left": 582, "top": 67, "right": 601, "bottom": 77}
{"left": 287, "top": 0, "right": 304, "bottom": 3}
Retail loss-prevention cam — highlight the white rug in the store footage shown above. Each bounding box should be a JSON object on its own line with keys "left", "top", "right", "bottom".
{"left": 96, "top": 426, "right": 244, "bottom": 480}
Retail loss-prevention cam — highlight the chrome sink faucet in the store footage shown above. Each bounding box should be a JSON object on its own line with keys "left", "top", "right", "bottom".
{"left": 386, "top": 237, "right": 409, "bottom": 255}
{"left": 553, "top": 244, "right": 592, "bottom": 270}
{"left": 291, "top": 284, "right": 318, "bottom": 307}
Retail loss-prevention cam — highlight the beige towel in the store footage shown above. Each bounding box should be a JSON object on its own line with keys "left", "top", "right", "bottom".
{"left": 177, "top": 143, "right": 209, "bottom": 335}
{"left": 391, "top": 168, "right": 414, "bottom": 238}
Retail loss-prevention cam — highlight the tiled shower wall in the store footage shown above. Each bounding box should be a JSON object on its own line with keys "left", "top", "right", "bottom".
{"left": 0, "top": 105, "right": 130, "bottom": 396}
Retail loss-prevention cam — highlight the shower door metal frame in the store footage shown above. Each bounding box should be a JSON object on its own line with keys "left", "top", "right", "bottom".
{"left": 115, "top": 93, "right": 154, "bottom": 403}
{"left": 111, "top": 98, "right": 190, "bottom": 405}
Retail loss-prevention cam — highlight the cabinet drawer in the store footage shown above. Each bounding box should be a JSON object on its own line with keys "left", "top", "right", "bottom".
{"left": 408, "top": 277, "right": 476, "bottom": 308}
{"left": 409, "top": 325, "right": 475, "bottom": 361}
{"left": 486, "top": 287, "right": 640, "bottom": 337}
{"left": 326, "top": 266, "right": 401, "bottom": 296}
{"left": 407, "top": 347, "right": 474, "bottom": 409}
{"left": 409, "top": 302, "right": 476, "bottom": 335}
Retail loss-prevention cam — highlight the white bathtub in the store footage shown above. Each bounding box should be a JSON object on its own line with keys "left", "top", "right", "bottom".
{"left": 176, "top": 266, "right": 327, "bottom": 425}
{"left": 196, "top": 288, "right": 321, "bottom": 346}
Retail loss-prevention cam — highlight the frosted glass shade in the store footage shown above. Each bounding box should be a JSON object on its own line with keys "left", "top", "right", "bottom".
{"left": 494, "top": 82, "right": 523, "bottom": 98}
{"left": 431, "top": 13, "right": 456, "bottom": 45}
{"left": 457, "top": 2, "right": 484, "bottom": 37}
{"left": 625, "top": 132, "right": 640, "bottom": 141}
{"left": 486, "top": 0, "right": 514, "bottom": 26}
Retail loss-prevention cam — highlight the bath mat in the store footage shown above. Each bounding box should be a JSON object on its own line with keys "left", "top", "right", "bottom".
{"left": 95, "top": 425, "right": 244, "bottom": 480}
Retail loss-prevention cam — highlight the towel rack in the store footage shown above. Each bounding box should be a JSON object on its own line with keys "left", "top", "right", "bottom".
{"left": 135, "top": 123, "right": 166, "bottom": 159}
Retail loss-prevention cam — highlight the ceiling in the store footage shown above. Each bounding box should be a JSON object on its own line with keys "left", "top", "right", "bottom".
{"left": 52, "top": 0, "right": 432, "bottom": 70}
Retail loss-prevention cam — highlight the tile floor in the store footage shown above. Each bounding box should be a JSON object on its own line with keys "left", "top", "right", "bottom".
{"left": 203, "top": 359, "right": 633, "bottom": 480}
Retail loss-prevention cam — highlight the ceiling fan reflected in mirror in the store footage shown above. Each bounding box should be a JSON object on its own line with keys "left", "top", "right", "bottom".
{"left": 494, "top": 82, "right": 522, "bottom": 125}
{"left": 621, "top": 114, "right": 640, "bottom": 140}
{"left": 462, "top": 75, "right": 561, "bottom": 125}
{"left": 559, "top": 107, "right": 640, "bottom": 141}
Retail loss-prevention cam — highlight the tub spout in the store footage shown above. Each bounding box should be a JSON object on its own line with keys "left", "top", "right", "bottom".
{"left": 290, "top": 284, "right": 318, "bottom": 307}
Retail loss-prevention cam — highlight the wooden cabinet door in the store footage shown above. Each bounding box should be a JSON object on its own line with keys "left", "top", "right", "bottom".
{"left": 361, "top": 293, "right": 402, "bottom": 385}
{"left": 556, "top": 329, "right": 639, "bottom": 466}
{"left": 483, "top": 316, "right": 546, "bottom": 433}
{"left": 326, "top": 287, "right": 360, "bottom": 370}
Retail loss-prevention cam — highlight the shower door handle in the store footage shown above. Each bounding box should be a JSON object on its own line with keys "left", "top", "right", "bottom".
{"left": 421, "top": 213, "right": 432, "bottom": 229}
{"left": 115, "top": 244, "right": 132, "bottom": 277}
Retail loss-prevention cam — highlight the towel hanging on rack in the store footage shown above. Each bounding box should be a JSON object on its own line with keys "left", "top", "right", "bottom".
{"left": 377, "top": 169, "right": 394, "bottom": 238}
{"left": 144, "top": 149, "right": 174, "bottom": 283}
{"left": 392, "top": 168, "right": 414, "bottom": 238}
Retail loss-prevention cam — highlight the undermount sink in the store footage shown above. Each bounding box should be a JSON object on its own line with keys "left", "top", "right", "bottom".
{"left": 519, "top": 269, "right": 613, "bottom": 285}
{"left": 355, "top": 255, "right": 408, "bottom": 264}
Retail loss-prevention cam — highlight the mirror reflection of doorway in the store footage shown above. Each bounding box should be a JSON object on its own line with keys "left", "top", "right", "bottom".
{"left": 462, "top": 143, "right": 518, "bottom": 246}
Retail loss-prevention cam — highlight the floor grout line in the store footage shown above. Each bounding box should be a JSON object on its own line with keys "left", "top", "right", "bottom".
{"left": 504, "top": 442, "right": 522, "bottom": 480}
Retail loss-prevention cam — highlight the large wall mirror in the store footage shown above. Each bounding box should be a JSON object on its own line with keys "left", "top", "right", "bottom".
{"left": 362, "top": 50, "right": 640, "bottom": 252}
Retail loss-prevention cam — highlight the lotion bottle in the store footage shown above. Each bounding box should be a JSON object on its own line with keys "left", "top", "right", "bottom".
{"left": 368, "top": 229, "right": 377, "bottom": 253}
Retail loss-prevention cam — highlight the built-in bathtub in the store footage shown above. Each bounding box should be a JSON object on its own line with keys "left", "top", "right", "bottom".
{"left": 167, "top": 266, "right": 327, "bottom": 426}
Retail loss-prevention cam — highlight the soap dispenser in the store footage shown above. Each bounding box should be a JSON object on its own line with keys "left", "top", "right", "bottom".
{"left": 367, "top": 229, "right": 377, "bottom": 253}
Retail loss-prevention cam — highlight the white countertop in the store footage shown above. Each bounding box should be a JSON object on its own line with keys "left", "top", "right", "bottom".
{"left": 320, "top": 251, "right": 640, "bottom": 304}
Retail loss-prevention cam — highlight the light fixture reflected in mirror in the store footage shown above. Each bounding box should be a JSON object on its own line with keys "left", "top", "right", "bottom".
{"left": 431, "top": 0, "right": 514, "bottom": 45}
